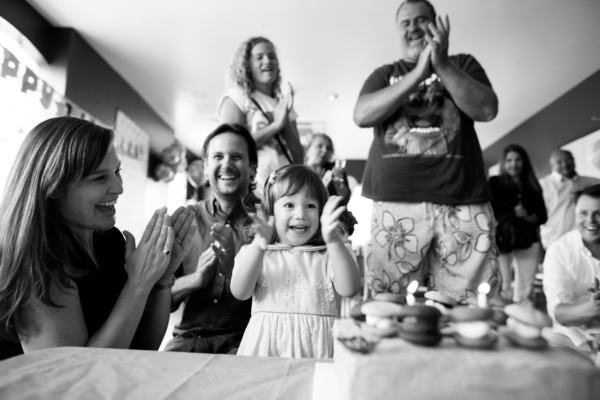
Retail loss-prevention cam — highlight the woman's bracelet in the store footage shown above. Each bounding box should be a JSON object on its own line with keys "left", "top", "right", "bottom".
{"left": 153, "top": 275, "right": 176, "bottom": 290}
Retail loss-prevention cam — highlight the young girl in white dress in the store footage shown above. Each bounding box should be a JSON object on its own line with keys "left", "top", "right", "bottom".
{"left": 231, "top": 164, "right": 361, "bottom": 358}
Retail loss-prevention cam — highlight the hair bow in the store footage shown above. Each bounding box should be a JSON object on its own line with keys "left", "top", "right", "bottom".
{"left": 268, "top": 171, "right": 277, "bottom": 185}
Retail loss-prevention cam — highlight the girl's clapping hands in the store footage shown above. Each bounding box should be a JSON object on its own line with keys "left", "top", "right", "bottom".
{"left": 320, "top": 195, "right": 346, "bottom": 244}
{"left": 249, "top": 209, "right": 275, "bottom": 250}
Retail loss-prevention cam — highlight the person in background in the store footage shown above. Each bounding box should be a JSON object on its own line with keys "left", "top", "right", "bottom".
{"left": 543, "top": 184, "right": 600, "bottom": 365}
{"left": 539, "top": 149, "right": 600, "bottom": 250}
{"left": 353, "top": 0, "right": 499, "bottom": 300}
{"left": 218, "top": 36, "right": 304, "bottom": 197}
{"left": 489, "top": 144, "right": 547, "bottom": 303}
{"left": 305, "top": 133, "right": 358, "bottom": 236}
{"left": 165, "top": 123, "right": 259, "bottom": 354}
{"left": 231, "top": 165, "right": 361, "bottom": 358}
{"left": 0, "top": 117, "right": 196, "bottom": 354}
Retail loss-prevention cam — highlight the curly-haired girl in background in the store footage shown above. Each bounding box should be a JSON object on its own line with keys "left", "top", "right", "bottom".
{"left": 231, "top": 165, "right": 360, "bottom": 358}
{"left": 218, "top": 37, "right": 304, "bottom": 197}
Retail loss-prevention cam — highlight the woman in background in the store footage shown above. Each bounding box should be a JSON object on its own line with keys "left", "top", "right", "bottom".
{"left": 305, "top": 133, "right": 357, "bottom": 236}
{"left": 218, "top": 36, "right": 304, "bottom": 197}
{"left": 489, "top": 144, "right": 547, "bottom": 304}
{"left": 0, "top": 117, "right": 196, "bottom": 353}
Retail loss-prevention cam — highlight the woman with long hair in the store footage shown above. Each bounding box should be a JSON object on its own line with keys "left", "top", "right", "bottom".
{"left": 218, "top": 36, "right": 304, "bottom": 197}
{"left": 0, "top": 117, "right": 196, "bottom": 354}
{"left": 489, "top": 144, "right": 547, "bottom": 303}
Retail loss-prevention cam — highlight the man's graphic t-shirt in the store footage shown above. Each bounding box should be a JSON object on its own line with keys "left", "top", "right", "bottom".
{"left": 359, "top": 54, "right": 492, "bottom": 205}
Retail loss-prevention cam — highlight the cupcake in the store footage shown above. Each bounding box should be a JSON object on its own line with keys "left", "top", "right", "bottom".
{"left": 503, "top": 304, "right": 552, "bottom": 349}
{"left": 374, "top": 292, "right": 406, "bottom": 305}
{"left": 398, "top": 305, "right": 442, "bottom": 346}
{"left": 489, "top": 296, "right": 512, "bottom": 327}
{"left": 424, "top": 290, "right": 457, "bottom": 309}
{"left": 450, "top": 306, "right": 497, "bottom": 349}
{"left": 360, "top": 300, "right": 403, "bottom": 337}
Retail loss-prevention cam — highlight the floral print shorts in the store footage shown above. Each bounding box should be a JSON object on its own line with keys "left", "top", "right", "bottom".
{"left": 367, "top": 201, "right": 501, "bottom": 301}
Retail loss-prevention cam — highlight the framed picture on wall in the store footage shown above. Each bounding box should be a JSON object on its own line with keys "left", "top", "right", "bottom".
{"left": 113, "top": 110, "right": 150, "bottom": 239}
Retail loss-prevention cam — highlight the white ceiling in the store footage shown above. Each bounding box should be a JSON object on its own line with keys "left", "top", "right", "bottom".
{"left": 26, "top": 0, "right": 600, "bottom": 158}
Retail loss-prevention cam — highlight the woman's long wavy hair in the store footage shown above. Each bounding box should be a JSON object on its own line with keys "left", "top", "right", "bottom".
{"left": 498, "top": 144, "right": 542, "bottom": 193}
{"left": 0, "top": 117, "right": 113, "bottom": 341}
{"left": 226, "top": 36, "right": 282, "bottom": 99}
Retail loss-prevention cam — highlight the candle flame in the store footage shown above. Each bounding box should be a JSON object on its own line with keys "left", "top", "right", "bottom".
{"left": 407, "top": 280, "right": 419, "bottom": 294}
{"left": 477, "top": 282, "right": 490, "bottom": 295}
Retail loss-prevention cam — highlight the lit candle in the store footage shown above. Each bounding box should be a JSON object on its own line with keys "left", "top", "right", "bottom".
{"left": 406, "top": 280, "right": 418, "bottom": 306}
{"left": 477, "top": 282, "right": 490, "bottom": 308}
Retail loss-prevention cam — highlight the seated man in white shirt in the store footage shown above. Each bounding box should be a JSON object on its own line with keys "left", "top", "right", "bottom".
{"left": 543, "top": 184, "right": 600, "bottom": 365}
{"left": 539, "top": 150, "right": 600, "bottom": 249}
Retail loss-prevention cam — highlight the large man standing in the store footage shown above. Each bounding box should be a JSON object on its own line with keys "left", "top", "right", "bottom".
{"left": 353, "top": 0, "right": 499, "bottom": 300}
{"left": 543, "top": 184, "right": 600, "bottom": 364}
{"left": 539, "top": 149, "right": 600, "bottom": 249}
{"left": 165, "top": 123, "right": 259, "bottom": 353}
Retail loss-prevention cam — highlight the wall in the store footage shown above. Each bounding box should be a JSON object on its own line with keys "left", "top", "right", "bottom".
{"left": 63, "top": 31, "right": 174, "bottom": 153}
{"left": 0, "top": 0, "right": 178, "bottom": 238}
{"left": 0, "top": 0, "right": 57, "bottom": 63}
{"left": 562, "top": 128, "right": 600, "bottom": 179}
{"left": 483, "top": 69, "right": 600, "bottom": 178}
{"left": 0, "top": 0, "right": 174, "bottom": 153}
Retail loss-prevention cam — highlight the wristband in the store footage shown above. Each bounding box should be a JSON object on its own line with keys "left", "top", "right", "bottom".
{"left": 153, "top": 275, "right": 175, "bottom": 290}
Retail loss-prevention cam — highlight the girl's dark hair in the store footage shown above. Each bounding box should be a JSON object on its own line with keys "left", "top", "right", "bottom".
{"left": 498, "top": 144, "right": 542, "bottom": 193}
{"left": 260, "top": 164, "right": 331, "bottom": 245}
{"left": 0, "top": 117, "right": 113, "bottom": 341}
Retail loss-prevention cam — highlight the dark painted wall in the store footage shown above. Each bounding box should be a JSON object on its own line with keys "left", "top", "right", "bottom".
{"left": 0, "top": 0, "right": 57, "bottom": 62}
{"left": 63, "top": 30, "right": 173, "bottom": 152}
{"left": 483, "top": 69, "right": 600, "bottom": 178}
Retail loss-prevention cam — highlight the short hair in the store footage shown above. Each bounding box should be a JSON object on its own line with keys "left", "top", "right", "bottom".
{"left": 396, "top": 0, "right": 437, "bottom": 22}
{"left": 201, "top": 123, "right": 260, "bottom": 204}
{"left": 226, "top": 36, "right": 281, "bottom": 99}
{"left": 550, "top": 149, "right": 574, "bottom": 162}
{"left": 575, "top": 184, "right": 600, "bottom": 204}
{"left": 202, "top": 123, "right": 258, "bottom": 168}
{"left": 261, "top": 164, "right": 330, "bottom": 245}
{"left": 0, "top": 117, "right": 113, "bottom": 340}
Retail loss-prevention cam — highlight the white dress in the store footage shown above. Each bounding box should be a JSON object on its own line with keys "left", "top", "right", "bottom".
{"left": 236, "top": 243, "right": 339, "bottom": 359}
{"left": 217, "top": 87, "right": 298, "bottom": 198}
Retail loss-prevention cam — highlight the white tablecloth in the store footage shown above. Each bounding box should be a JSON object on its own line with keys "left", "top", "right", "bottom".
{"left": 0, "top": 347, "right": 328, "bottom": 400}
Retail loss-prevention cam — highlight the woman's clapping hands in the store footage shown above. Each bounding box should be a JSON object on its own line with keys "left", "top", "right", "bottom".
{"left": 167, "top": 205, "right": 197, "bottom": 275}
{"left": 123, "top": 207, "right": 174, "bottom": 290}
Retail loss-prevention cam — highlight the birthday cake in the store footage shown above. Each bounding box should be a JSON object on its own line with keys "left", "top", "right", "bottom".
{"left": 330, "top": 318, "right": 600, "bottom": 400}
